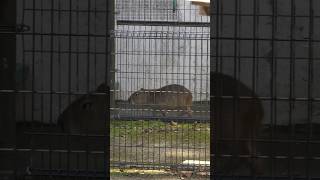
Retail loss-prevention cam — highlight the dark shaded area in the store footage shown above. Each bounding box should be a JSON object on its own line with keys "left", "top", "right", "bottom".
{"left": 211, "top": 72, "right": 320, "bottom": 178}
{"left": 256, "top": 124, "right": 320, "bottom": 177}
{"left": 13, "top": 84, "right": 108, "bottom": 179}
{"left": 210, "top": 0, "right": 320, "bottom": 178}
{"left": 211, "top": 72, "right": 264, "bottom": 176}
{"left": 0, "top": 0, "right": 15, "bottom": 147}
{"left": 57, "top": 83, "right": 107, "bottom": 134}
{"left": 0, "top": 0, "right": 113, "bottom": 178}
{"left": 0, "top": 0, "right": 16, "bottom": 179}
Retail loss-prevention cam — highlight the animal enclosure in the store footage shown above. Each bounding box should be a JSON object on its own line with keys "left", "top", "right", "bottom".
{"left": 1, "top": 0, "right": 320, "bottom": 179}
{"left": 111, "top": 0, "right": 210, "bottom": 172}
{"left": 0, "top": 0, "right": 210, "bottom": 179}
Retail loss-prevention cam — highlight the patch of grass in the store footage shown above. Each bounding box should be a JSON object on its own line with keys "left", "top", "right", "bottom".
{"left": 110, "top": 120, "right": 210, "bottom": 164}
{"left": 110, "top": 120, "right": 210, "bottom": 146}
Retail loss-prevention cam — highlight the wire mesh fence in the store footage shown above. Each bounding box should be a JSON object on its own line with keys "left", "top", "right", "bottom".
{"left": 211, "top": 0, "right": 320, "bottom": 178}
{"left": 1, "top": 0, "right": 112, "bottom": 178}
{"left": 110, "top": 0, "right": 210, "bottom": 172}
{"left": 1, "top": 0, "right": 210, "bottom": 178}
{"left": 1, "top": 0, "right": 320, "bottom": 179}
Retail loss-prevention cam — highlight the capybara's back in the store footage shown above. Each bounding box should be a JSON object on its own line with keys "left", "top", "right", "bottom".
{"left": 57, "top": 83, "right": 107, "bottom": 134}
{"left": 128, "top": 84, "right": 193, "bottom": 116}
{"left": 212, "top": 72, "right": 264, "bottom": 175}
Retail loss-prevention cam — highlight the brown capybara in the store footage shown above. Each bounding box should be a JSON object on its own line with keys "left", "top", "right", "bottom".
{"left": 128, "top": 84, "right": 193, "bottom": 117}
{"left": 57, "top": 83, "right": 107, "bottom": 134}
{"left": 211, "top": 72, "right": 264, "bottom": 176}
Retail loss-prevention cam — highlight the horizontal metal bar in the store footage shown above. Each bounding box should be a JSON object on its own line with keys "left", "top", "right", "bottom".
{"left": 112, "top": 145, "right": 208, "bottom": 149}
{"left": 27, "top": 169, "right": 106, "bottom": 178}
{"left": 112, "top": 115, "right": 210, "bottom": 122}
{"left": 210, "top": 36, "right": 320, "bottom": 42}
{"left": 22, "top": 8, "right": 320, "bottom": 19}
{"left": 117, "top": 20, "right": 209, "bottom": 27}
{"left": 211, "top": 175, "right": 320, "bottom": 180}
{"left": 22, "top": 131, "right": 106, "bottom": 137}
{"left": 0, "top": 89, "right": 107, "bottom": 95}
{"left": 0, "top": 24, "right": 30, "bottom": 33}
{"left": 111, "top": 108, "right": 209, "bottom": 114}
{"left": 0, "top": 148, "right": 105, "bottom": 154}
{"left": 2, "top": 89, "right": 320, "bottom": 102}
{"left": 110, "top": 162, "right": 210, "bottom": 170}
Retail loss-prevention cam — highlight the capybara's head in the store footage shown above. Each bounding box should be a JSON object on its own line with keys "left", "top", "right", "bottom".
{"left": 128, "top": 88, "right": 149, "bottom": 105}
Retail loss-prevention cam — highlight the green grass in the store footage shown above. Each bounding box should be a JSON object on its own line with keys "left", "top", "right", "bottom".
{"left": 110, "top": 120, "right": 210, "bottom": 165}
{"left": 110, "top": 120, "right": 210, "bottom": 146}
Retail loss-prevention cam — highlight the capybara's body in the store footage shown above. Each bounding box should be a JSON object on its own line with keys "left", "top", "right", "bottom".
{"left": 128, "top": 84, "right": 193, "bottom": 117}
{"left": 57, "top": 83, "right": 107, "bottom": 134}
{"left": 212, "top": 72, "right": 264, "bottom": 175}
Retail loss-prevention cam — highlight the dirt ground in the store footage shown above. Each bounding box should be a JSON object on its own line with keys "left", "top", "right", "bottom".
{"left": 110, "top": 120, "right": 210, "bottom": 167}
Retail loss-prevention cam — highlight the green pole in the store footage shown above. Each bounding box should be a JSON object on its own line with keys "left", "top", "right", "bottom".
{"left": 172, "top": 0, "right": 177, "bottom": 12}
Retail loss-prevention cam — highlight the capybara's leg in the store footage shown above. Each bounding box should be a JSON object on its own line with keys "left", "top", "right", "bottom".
{"left": 161, "top": 110, "right": 167, "bottom": 116}
{"left": 179, "top": 111, "right": 185, "bottom": 116}
{"left": 187, "top": 106, "right": 192, "bottom": 117}
{"left": 246, "top": 132, "right": 263, "bottom": 175}
{"left": 152, "top": 108, "right": 157, "bottom": 116}
{"left": 179, "top": 108, "right": 187, "bottom": 116}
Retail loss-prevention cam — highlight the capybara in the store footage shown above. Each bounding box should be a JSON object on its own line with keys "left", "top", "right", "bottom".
{"left": 211, "top": 72, "right": 264, "bottom": 175}
{"left": 128, "top": 84, "right": 193, "bottom": 117}
{"left": 57, "top": 83, "right": 107, "bottom": 134}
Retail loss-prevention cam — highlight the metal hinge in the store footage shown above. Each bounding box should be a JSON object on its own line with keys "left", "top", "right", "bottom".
{"left": 0, "top": 24, "right": 30, "bottom": 34}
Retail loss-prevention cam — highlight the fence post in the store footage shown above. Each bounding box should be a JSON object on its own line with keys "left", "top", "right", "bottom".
{"left": 106, "top": 0, "right": 115, "bottom": 178}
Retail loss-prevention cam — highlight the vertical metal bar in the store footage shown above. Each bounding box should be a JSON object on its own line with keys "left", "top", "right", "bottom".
{"left": 106, "top": 0, "right": 115, "bottom": 177}
{"left": 76, "top": 0, "right": 80, "bottom": 91}
{"left": 57, "top": 0, "right": 62, "bottom": 169}
{"left": 49, "top": 0, "right": 54, "bottom": 170}
{"left": 141, "top": 34, "right": 145, "bottom": 166}
{"left": 153, "top": 31, "right": 157, "bottom": 168}
{"left": 270, "top": 0, "right": 277, "bottom": 177}
{"left": 233, "top": 0, "right": 239, "bottom": 177}
{"left": 86, "top": 0, "right": 91, "bottom": 172}
{"left": 31, "top": 0, "right": 35, "bottom": 128}
{"left": 39, "top": 0, "right": 44, "bottom": 170}
{"left": 22, "top": 0, "right": 27, "bottom": 125}
{"left": 206, "top": 22, "right": 209, "bottom": 165}
{"left": 211, "top": 0, "right": 219, "bottom": 177}
{"left": 0, "top": 0, "right": 16, "bottom": 177}
{"left": 124, "top": 24, "right": 128, "bottom": 165}
{"left": 67, "top": 0, "right": 73, "bottom": 175}
{"left": 194, "top": 24, "right": 198, "bottom": 166}
{"left": 289, "top": 0, "right": 296, "bottom": 177}
{"left": 252, "top": 0, "right": 258, "bottom": 177}
{"left": 94, "top": 0, "right": 97, "bottom": 87}
{"left": 306, "top": 0, "right": 314, "bottom": 178}
{"left": 30, "top": 0, "right": 36, "bottom": 172}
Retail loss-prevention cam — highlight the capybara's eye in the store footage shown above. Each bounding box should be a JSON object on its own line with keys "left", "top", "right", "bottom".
{"left": 82, "top": 102, "right": 92, "bottom": 110}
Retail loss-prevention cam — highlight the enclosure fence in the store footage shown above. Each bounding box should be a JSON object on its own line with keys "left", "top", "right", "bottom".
{"left": 1, "top": 0, "right": 320, "bottom": 179}
{"left": 110, "top": 0, "right": 210, "bottom": 171}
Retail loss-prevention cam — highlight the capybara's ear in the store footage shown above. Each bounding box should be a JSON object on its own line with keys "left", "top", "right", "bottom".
{"left": 96, "top": 83, "right": 106, "bottom": 92}
{"left": 81, "top": 99, "right": 93, "bottom": 110}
